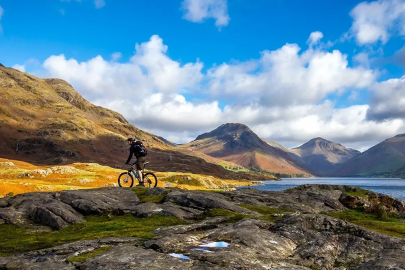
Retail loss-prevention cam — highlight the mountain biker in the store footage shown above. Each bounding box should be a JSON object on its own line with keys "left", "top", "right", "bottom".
{"left": 125, "top": 138, "right": 148, "bottom": 186}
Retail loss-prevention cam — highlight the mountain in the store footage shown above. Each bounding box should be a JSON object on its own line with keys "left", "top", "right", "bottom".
{"left": 290, "top": 137, "right": 360, "bottom": 175}
{"left": 181, "top": 123, "right": 313, "bottom": 176}
{"left": 330, "top": 134, "right": 405, "bottom": 177}
{"left": 0, "top": 65, "right": 272, "bottom": 180}
{"left": 0, "top": 65, "right": 169, "bottom": 164}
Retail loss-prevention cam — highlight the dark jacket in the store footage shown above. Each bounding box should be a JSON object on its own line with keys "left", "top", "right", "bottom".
{"left": 125, "top": 141, "right": 147, "bottom": 164}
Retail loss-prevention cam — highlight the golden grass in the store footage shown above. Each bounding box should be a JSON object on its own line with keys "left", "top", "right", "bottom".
{"left": 0, "top": 158, "right": 256, "bottom": 197}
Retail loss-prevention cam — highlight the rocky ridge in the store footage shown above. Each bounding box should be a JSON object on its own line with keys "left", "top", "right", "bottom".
{"left": 0, "top": 185, "right": 404, "bottom": 269}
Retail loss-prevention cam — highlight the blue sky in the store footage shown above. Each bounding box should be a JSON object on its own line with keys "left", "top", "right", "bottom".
{"left": 1, "top": 0, "right": 405, "bottom": 151}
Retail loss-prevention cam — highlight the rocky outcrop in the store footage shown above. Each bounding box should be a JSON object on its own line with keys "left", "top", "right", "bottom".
{"left": 0, "top": 185, "right": 405, "bottom": 269}
{"left": 0, "top": 188, "right": 140, "bottom": 229}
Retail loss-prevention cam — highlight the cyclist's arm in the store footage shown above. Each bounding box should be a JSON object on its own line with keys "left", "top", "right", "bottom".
{"left": 125, "top": 147, "right": 134, "bottom": 164}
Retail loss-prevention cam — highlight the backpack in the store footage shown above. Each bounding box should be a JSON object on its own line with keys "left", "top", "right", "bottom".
{"left": 133, "top": 141, "right": 148, "bottom": 157}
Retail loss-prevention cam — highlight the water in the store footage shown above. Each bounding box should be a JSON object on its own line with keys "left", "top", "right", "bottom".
{"left": 199, "top": 241, "right": 229, "bottom": 248}
{"left": 240, "top": 177, "right": 405, "bottom": 201}
{"left": 169, "top": 253, "right": 191, "bottom": 260}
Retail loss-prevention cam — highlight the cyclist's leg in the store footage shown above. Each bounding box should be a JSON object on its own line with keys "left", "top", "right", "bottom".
{"left": 135, "top": 156, "right": 146, "bottom": 183}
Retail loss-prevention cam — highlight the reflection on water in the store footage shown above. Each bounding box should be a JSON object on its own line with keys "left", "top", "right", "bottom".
{"left": 199, "top": 241, "right": 230, "bottom": 248}
{"left": 238, "top": 178, "right": 405, "bottom": 201}
{"left": 169, "top": 253, "right": 191, "bottom": 260}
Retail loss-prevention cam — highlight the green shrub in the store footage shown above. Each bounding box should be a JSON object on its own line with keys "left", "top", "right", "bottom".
{"left": 0, "top": 214, "right": 187, "bottom": 256}
{"left": 328, "top": 209, "right": 405, "bottom": 238}
{"left": 163, "top": 175, "right": 203, "bottom": 186}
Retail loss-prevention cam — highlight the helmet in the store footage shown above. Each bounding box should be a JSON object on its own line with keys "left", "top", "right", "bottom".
{"left": 127, "top": 138, "right": 135, "bottom": 142}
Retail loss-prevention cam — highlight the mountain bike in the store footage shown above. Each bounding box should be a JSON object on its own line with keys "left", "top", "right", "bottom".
{"left": 118, "top": 162, "right": 158, "bottom": 188}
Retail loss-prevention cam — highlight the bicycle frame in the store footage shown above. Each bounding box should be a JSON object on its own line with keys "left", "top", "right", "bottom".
{"left": 129, "top": 162, "right": 149, "bottom": 180}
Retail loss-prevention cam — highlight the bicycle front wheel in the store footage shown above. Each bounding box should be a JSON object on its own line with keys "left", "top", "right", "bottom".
{"left": 143, "top": 173, "right": 158, "bottom": 188}
{"left": 118, "top": 172, "right": 134, "bottom": 188}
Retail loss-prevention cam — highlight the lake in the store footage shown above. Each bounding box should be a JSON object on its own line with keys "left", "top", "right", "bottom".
{"left": 239, "top": 177, "right": 405, "bottom": 201}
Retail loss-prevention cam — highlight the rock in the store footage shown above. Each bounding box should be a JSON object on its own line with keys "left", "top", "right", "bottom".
{"left": 30, "top": 202, "right": 86, "bottom": 229}
{"left": 0, "top": 188, "right": 140, "bottom": 228}
{"left": 57, "top": 187, "right": 140, "bottom": 215}
{"left": 79, "top": 244, "right": 194, "bottom": 270}
{"left": 0, "top": 162, "right": 15, "bottom": 167}
{"left": 0, "top": 238, "right": 141, "bottom": 270}
{"left": 145, "top": 187, "right": 168, "bottom": 196}
{"left": 163, "top": 190, "right": 258, "bottom": 215}
{"left": 50, "top": 166, "right": 88, "bottom": 174}
{"left": 132, "top": 202, "right": 203, "bottom": 219}
{"left": 230, "top": 185, "right": 348, "bottom": 213}
{"left": 29, "top": 169, "right": 53, "bottom": 177}
{"left": 0, "top": 184, "right": 405, "bottom": 269}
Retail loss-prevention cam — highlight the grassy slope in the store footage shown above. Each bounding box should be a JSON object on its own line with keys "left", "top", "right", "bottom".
{"left": 0, "top": 157, "right": 258, "bottom": 197}
{"left": 332, "top": 135, "right": 405, "bottom": 177}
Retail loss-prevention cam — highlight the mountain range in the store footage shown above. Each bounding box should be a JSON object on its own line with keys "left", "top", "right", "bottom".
{"left": 0, "top": 65, "right": 273, "bottom": 181}
{"left": 180, "top": 123, "right": 312, "bottom": 176}
{"left": 1, "top": 64, "right": 405, "bottom": 178}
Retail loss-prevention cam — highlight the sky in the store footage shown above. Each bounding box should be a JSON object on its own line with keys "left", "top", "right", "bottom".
{"left": 1, "top": 0, "right": 405, "bottom": 152}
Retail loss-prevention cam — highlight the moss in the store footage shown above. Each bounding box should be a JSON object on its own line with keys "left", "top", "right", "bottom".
{"left": 131, "top": 187, "right": 167, "bottom": 203}
{"left": 327, "top": 209, "right": 405, "bottom": 238}
{"left": 346, "top": 189, "right": 369, "bottom": 198}
{"left": 202, "top": 208, "right": 250, "bottom": 223}
{"left": 238, "top": 204, "right": 294, "bottom": 215}
{"left": 163, "top": 175, "right": 203, "bottom": 186}
{"left": 0, "top": 214, "right": 187, "bottom": 256}
{"left": 67, "top": 246, "right": 112, "bottom": 263}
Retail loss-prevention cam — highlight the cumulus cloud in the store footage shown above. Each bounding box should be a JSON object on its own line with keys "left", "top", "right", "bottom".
{"left": 43, "top": 35, "right": 203, "bottom": 100}
{"left": 307, "top": 31, "right": 323, "bottom": 46}
{"left": 367, "top": 76, "right": 405, "bottom": 121}
{"left": 39, "top": 34, "right": 405, "bottom": 150}
{"left": 349, "top": 0, "right": 405, "bottom": 45}
{"left": 181, "top": 0, "right": 230, "bottom": 27}
{"left": 12, "top": 64, "right": 26, "bottom": 72}
{"left": 252, "top": 103, "right": 404, "bottom": 151}
{"left": 208, "top": 41, "right": 376, "bottom": 106}
{"left": 111, "top": 52, "right": 122, "bottom": 62}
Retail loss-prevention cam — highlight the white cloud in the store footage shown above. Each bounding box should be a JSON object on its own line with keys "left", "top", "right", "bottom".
{"left": 111, "top": 52, "right": 122, "bottom": 62}
{"left": 208, "top": 36, "right": 376, "bottom": 106}
{"left": 307, "top": 31, "right": 323, "bottom": 46}
{"left": 43, "top": 35, "right": 203, "bottom": 100}
{"left": 350, "top": 0, "right": 405, "bottom": 45}
{"left": 367, "top": 76, "right": 405, "bottom": 121}
{"left": 11, "top": 59, "right": 41, "bottom": 73}
{"left": 12, "top": 64, "right": 25, "bottom": 72}
{"left": 38, "top": 34, "right": 405, "bottom": 150}
{"left": 244, "top": 103, "right": 404, "bottom": 151}
{"left": 181, "top": 0, "right": 230, "bottom": 27}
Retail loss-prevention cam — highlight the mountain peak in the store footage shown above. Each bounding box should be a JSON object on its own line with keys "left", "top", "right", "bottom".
{"left": 297, "top": 137, "right": 338, "bottom": 150}
{"left": 291, "top": 137, "right": 360, "bottom": 174}
{"left": 195, "top": 123, "right": 252, "bottom": 141}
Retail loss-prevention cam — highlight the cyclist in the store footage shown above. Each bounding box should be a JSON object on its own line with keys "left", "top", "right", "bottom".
{"left": 125, "top": 138, "right": 148, "bottom": 186}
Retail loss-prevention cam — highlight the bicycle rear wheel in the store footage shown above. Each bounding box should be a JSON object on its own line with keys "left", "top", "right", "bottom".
{"left": 143, "top": 173, "right": 158, "bottom": 188}
{"left": 118, "top": 172, "right": 134, "bottom": 188}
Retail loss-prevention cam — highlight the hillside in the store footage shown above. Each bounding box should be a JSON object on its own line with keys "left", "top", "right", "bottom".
{"left": 180, "top": 123, "right": 313, "bottom": 176}
{"left": 0, "top": 65, "right": 273, "bottom": 181}
{"left": 290, "top": 137, "right": 360, "bottom": 175}
{"left": 330, "top": 134, "right": 405, "bottom": 177}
